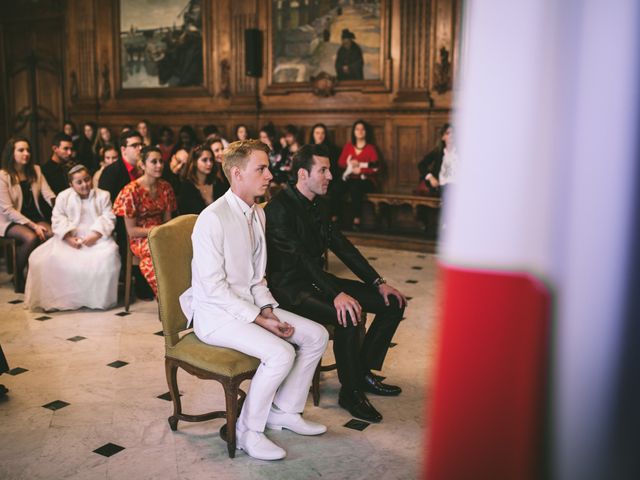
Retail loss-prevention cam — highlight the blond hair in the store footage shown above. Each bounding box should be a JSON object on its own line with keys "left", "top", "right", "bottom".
{"left": 222, "top": 139, "right": 270, "bottom": 183}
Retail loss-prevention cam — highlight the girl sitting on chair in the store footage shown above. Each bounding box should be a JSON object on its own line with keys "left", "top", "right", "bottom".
{"left": 25, "top": 164, "right": 120, "bottom": 311}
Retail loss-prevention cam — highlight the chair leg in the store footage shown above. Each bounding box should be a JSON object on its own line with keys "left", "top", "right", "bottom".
{"left": 165, "top": 359, "right": 181, "bottom": 431}
{"left": 222, "top": 380, "right": 241, "bottom": 459}
{"left": 124, "top": 247, "right": 132, "bottom": 312}
{"left": 311, "top": 360, "right": 321, "bottom": 406}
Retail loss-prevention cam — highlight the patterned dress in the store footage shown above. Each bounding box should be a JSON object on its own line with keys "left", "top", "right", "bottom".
{"left": 112, "top": 179, "right": 176, "bottom": 296}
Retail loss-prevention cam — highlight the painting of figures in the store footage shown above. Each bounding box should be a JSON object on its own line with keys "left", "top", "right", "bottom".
{"left": 272, "top": 0, "right": 381, "bottom": 83}
{"left": 119, "top": 0, "right": 203, "bottom": 88}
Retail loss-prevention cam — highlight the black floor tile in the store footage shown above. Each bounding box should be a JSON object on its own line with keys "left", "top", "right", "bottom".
{"left": 35, "top": 315, "right": 52, "bottom": 321}
{"left": 405, "top": 280, "right": 418, "bottom": 284}
{"left": 344, "top": 419, "right": 370, "bottom": 431}
{"left": 115, "top": 312, "right": 131, "bottom": 317}
{"left": 7, "top": 367, "right": 28, "bottom": 376}
{"left": 154, "top": 331, "right": 164, "bottom": 336}
{"left": 107, "top": 360, "right": 129, "bottom": 368}
{"left": 389, "top": 342, "right": 398, "bottom": 348}
{"left": 411, "top": 266, "right": 423, "bottom": 270}
{"left": 367, "top": 257, "right": 378, "bottom": 260}
{"left": 93, "top": 443, "right": 125, "bottom": 458}
{"left": 406, "top": 296, "right": 413, "bottom": 300}
{"left": 8, "top": 299, "right": 23, "bottom": 304}
{"left": 417, "top": 254, "right": 426, "bottom": 258}
{"left": 42, "top": 400, "right": 70, "bottom": 411}
{"left": 67, "top": 336, "right": 87, "bottom": 342}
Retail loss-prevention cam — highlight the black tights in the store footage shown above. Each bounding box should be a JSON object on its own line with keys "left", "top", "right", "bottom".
{"left": 4, "top": 222, "right": 51, "bottom": 287}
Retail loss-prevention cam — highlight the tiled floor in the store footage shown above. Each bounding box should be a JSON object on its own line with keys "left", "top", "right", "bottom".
{"left": 0, "top": 246, "right": 439, "bottom": 480}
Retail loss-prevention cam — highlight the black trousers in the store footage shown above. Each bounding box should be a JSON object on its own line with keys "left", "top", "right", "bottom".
{"left": 288, "top": 277, "right": 404, "bottom": 391}
{"left": 345, "top": 178, "right": 374, "bottom": 218}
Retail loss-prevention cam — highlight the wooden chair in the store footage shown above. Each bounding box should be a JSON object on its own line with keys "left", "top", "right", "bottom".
{"left": 123, "top": 240, "right": 135, "bottom": 312}
{"left": 310, "top": 315, "right": 367, "bottom": 406}
{"left": 148, "top": 214, "right": 261, "bottom": 458}
{"left": 0, "top": 237, "right": 18, "bottom": 292}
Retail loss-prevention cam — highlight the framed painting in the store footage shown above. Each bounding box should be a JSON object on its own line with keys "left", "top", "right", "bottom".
{"left": 113, "top": 0, "right": 211, "bottom": 96}
{"left": 266, "top": 0, "right": 391, "bottom": 95}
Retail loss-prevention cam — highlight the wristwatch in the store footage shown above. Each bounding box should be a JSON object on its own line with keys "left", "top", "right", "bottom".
{"left": 373, "top": 277, "right": 387, "bottom": 287}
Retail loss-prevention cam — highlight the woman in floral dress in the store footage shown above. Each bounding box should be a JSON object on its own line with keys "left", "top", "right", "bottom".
{"left": 113, "top": 145, "right": 176, "bottom": 297}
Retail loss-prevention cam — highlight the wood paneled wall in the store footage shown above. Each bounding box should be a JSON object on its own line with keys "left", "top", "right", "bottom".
{"left": 1, "top": 0, "right": 461, "bottom": 194}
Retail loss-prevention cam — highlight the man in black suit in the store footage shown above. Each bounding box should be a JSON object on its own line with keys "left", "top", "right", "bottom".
{"left": 98, "top": 129, "right": 153, "bottom": 299}
{"left": 265, "top": 144, "right": 407, "bottom": 423}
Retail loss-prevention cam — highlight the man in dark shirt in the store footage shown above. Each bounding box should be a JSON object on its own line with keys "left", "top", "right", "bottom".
{"left": 41, "top": 132, "right": 75, "bottom": 194}
{"left": 265, "top": 144, "right": 407, "bottom": 423}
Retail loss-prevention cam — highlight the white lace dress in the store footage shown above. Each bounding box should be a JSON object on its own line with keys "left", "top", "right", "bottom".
{"left": 25, "top": 188, "right": 120, "bottom": 311}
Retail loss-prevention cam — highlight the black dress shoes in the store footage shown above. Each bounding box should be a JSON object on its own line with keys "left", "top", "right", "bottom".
{"left": 362, "top": 372, "right": 402, "bottom": 396}
{"left": 338, "top": 389, "right": 383, "bottom": 423}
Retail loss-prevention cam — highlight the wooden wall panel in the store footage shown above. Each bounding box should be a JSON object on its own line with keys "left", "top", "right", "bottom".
{"left": 1, "top": 0, "right": 460, "bottom": 193}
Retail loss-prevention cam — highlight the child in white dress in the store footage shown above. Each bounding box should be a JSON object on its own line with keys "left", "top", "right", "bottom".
{"left": 25, "top": 165, "right": 120, "bottom": 311}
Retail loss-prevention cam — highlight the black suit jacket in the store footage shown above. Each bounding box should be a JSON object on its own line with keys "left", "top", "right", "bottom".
{"left": 265, "top": 185, "right": 379, "bottom": 307}
{"left": 418, "top": 147, "right": 444, "bottom": 181}
{"left": 98, "top": 159, "right": 132, "bottom": 204}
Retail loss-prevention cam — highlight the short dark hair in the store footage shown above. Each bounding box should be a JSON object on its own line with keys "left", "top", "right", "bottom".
{"left": 51, "top": 132, "right": 73, "bottom": 147}
{"left": 292, "top": 144, "right": 329, "bottom": 181}
{"left": 141, "top": 145, "right": 162, "bottom": 163}
{"left": 203, "top": 124, "right": 220, "bottom": 137}
{"left": 119, "top": 129, "right": 142, "bottom": 148}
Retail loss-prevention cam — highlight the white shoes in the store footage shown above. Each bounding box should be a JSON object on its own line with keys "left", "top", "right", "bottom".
{"left": 236, "top": 429, "right": 286, "bottom": 461}
{"left": 266, "top": 410, "right": 327, "bottom": 436}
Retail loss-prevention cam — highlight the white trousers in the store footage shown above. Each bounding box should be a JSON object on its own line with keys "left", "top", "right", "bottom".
{"left": 195, "top": 308, "right": 329, "bottom": 432}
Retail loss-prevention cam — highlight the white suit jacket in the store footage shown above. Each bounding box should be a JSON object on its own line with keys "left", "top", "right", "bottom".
{"left": 179, "top": 189, "right": 278, "bottom": 336}
{"left": 51, "top": 187, "right": 116, "bottom": 240}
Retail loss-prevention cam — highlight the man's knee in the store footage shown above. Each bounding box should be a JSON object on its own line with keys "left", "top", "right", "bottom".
{"left": 264, "top": 341, "right": 296, "bottom": 370}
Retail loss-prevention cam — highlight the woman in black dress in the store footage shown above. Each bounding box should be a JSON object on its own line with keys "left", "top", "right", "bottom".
{"left": 178, "top": 144, "right": 225, "bottom": 215}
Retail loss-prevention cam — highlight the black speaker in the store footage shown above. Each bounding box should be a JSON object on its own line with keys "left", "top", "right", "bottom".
{"left": 245, "top": 29, "right": 262, "bottom": 78}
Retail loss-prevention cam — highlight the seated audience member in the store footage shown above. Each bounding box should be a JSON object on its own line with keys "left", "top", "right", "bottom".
{"left": 207, "top": 137, "right": 230, "bottom": 195}
{"left": 274, "top": 124, "right": 301, "bottom": 185}
{"left": 42, "top": 132, "right": 76, "bottom": 194}
{"left": 25, "top": 165, "right": 119, "bottom": 311}
{"left": 99, "top": 130, "right": 154, "bottom": 298}
{"left": 157, "top": 126, "right": 175, "bottom": 163}
{"left": 309, "top": 123, "right": 342, "bottom": 221}
{"left": 162, "top": 147, "right": 189, "bottom": 197}
{"left": 93, "top": 126, "right": 113, "bottom": 166}
{"left": 63, "top": 120, "right": 79, "bottom": 142}
{"left": 259, "top": 123, "right": 282, "bottom": 172}
{"left": 93, "top": 144, "right": 119, "bottom": 187}
{"left": 113, "top": 146, "right": 176, "bottom": 297}
{"left": 0, "top": 343, "right": 8, "bottom": 397}
{"left": 137, "top": 119, "right": 154, "bottom": 147}
{"left": 178, "top": 144, "right": 225, "bottom": 215}
{"left": 234, "top": 124, "right": 250, "bottom": 142}
{"left": 418, "top": 123, "right": 456, "bottom": 198}
{"left": 0, "top": 137, "right": 55, "bottom": 292}
{"left": 203, "top": 124, "right": 229, "bottom": 147}
{"left": 338, "top": 119, "right": 379, "bottom": 230}
{"left": 265, "top": 144, "right": 406, "bottom": 423}
{"left": 172, "top": 125, "right": 198, "bottom": 155}
{"left": 76, "top": 121, "right": 98, "bottom": 173}
{"left": 417, "top": 123, "right": 456, "bottom": 237}
{"left": 179, "top": 139, "right": 328, "bottom": 461}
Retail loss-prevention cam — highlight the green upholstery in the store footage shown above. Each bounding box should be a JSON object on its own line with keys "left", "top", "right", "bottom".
{"left": 148, "top": 214, "right": 260, "bottom": 374}
{"left": 166, "top": 332, "right": 260, "bottom": 376}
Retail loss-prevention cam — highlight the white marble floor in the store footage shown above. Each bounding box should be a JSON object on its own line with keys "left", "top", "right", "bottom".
{"left": 0, "top": 246, "right": 439, "bottom": 480}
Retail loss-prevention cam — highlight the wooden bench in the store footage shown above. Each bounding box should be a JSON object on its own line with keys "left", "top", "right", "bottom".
{"left": 365, "top": 193, "right": 441, "bottom": 232}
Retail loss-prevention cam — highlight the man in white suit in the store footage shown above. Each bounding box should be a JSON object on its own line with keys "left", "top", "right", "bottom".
{"left": 179, "top": 140, "right": 329, "bottom": 461}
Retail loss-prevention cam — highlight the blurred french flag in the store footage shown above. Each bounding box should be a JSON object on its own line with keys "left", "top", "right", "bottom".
{"left": 425, "top": 1, "right": 640, "bottom": 479}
